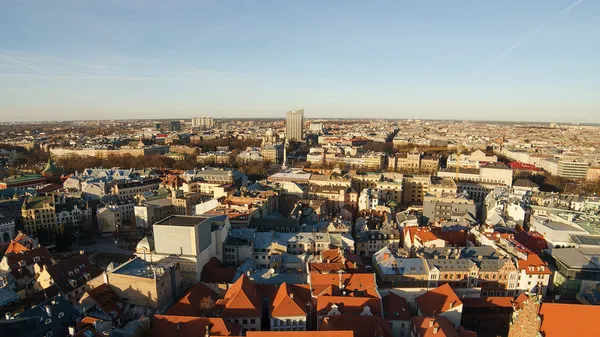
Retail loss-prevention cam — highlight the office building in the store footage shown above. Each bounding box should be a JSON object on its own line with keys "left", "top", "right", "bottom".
{"left": 286, "top": 108, "right": 304, "bottom": 142}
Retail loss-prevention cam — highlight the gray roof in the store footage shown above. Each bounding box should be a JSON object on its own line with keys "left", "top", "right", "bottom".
{"left": 427, "top": 259, "right": 475, "bottom": 271}
{"left": 154, "top": 215, "right": 210, "bottom": 227}
{"left": 548, "top": 248, "right": 600, "bottom": 270}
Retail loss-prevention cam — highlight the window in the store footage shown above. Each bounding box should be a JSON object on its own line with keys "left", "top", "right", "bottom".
{"left": 243, "top": 319, "right": 248, "bottom": 325}
{"left": 251, "top": 319, "right": 255, "bottom": 324}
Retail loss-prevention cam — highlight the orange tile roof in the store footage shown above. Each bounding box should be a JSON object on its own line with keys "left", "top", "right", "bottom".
{"left": 320, "top": 314, "right": 393, "bottom": 337}
{"left": 151, "top": 315, "right": 242, "bottom": 337}
{"left": 167, "top": 283, "right": 217, "bottom": 317}
{"left": 415, "top": 284, "right": 462, "bottom": 317}
{"left": 316, "top": 296, "right": 382, "bottom": 316}
{"left": 404, "top": 226, "right": 417, "bottom": 244}
{"left": 415, "top": 229, "right": 441, "bottom": 243}
{"left": 310, "top": 273, "right": 379, "bottom": 298}
{"left": 84, "top": 284, "right": 123, "bottom": 318}
{"left": 270, "top": 283, "right": 310, "bottom": 317}
{"left": 411, "top": 316, "right": 461, "bottom": 337}
{"left": 218, "top": 274, "right": 262, "bottom": 317}
{"left": 539, "top": 303, "right": 600, "bottom": 337}
{"left": 309, "top": 263, "right": 346, "bottom": 274}
{"left": 382, "top": 292, "right": 411, "bottom": 321}
{"left": 247, "top": 332, "right": 354, "bottom": 337}
{"left": 5, "top": 240, "right": 29, "bottom": 254}
{"left": 516, "top": 253, "right": 552, "bottom": 275}
{"left": 321, "top": 248, "right": 344, "bottom": 263}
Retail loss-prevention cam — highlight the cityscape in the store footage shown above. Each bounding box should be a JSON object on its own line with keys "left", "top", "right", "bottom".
{"left": 1, "top": 113, "right": 600, "bottom": 337}
{"left": 2, "top": 1, "right": 600, "bottom": 337}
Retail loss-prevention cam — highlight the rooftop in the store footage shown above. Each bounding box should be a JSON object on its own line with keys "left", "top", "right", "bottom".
{"left": 154, "top": 215, "right": 210, "bottom": 227}
{"left": 112, "top": 257, "right": 166, "bottom": 279}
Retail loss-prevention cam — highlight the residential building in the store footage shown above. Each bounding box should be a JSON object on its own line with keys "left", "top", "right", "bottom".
{"left": 0, "top": 174, "right": 47, "bottom": 191}
{"left": 96, "top": 199, "right": 135, "bottom": 234}
{"left": 34, "top": 254, "right": 103, "bottom": 304}
{"left": 515, "top": 253, "right": 551, "bottom": 296}
{"left": 372, "top": 247, "right": 431, "bottom": 287}
{"left": 403, "top": 175, "right": 431, "bottom": 206}
{"left": 21, "top": 195, "right": 56, "bottom": 237}
{"left": 111, "top": 178, "right": 161, "bottom": 200}
{"left": 557, "top": 160, "right": 589, "bottom": 180}
{"left": 415, "top": 284, "right": 463, "bottom": 328}
{"left": 216, "top": 274, "right": 263, "bottom": 332}
{"left": 150, "top": 316, "right": 241, "bottom": 337}
{"left": 78, "top": 284, "right": 125, "bottom": 332}
{"left": 286, "top": 108, "right": 304, "bottom": 142}
{"left": 269, "top": 283, "right": 311, "bottom": 331}
{"left": 586, "top": 166, "right": 600, "bottom": 182}
{"left": 55, "top": 197, "right": 92, "bottom": 233}
{"left": 382, "top": 292, "right": 412, "bottom": 337}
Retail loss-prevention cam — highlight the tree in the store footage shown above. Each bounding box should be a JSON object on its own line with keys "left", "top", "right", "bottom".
{"left": 55, "top": 223, "right": 75, "bottom": 252}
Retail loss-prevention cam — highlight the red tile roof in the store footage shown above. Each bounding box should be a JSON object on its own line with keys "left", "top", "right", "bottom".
{"left": 151, "top": 315, "right": 242, "bottom": 337}
{"left": 5, "top": 240, "right": 29, "bottom": 254}
{"left": 516, "top": 253, "right": 552, "bottom": 275}
{"left": 415, "top": 229, "right": 441, "bottom": 243}
{"left": 310, "top": 273, "right": 379, "bottom": 298}
{"left": 321, "top": 249, "right": 344, "bottom": 263}
{"left": 201, "top": 257, "right": 237, "bottom": 283}
{"left": 514, "top": 231, "right": 548, "bottom": 254}
{"left": 382, "top": 292, "right": 411, "bottom": 321}
{"left": 84, "top": 283, "right": 123, "bottom": 318}
{"left": 217, "top": 274, "right": 262, "bottom": 317}
{"left": 309, "top": 263, "right": 346, "bottom": 274}
{"left": 167, "top": 282, "right": 217, "bottom": 317}
{"left": 270, "top": 283, "right": 310, "bottom": 318}
{"left": 404, "top": 226, "right": 417, "bottom": 244}
{"left": 539, "top": 303, "right": 600, "bottom": 337}
{"left": 415, "top": 284, "right": 462, "bottom": 317}
{"left": 316, "top": 296, "right": 382, "bottom": 316}
{"left": 320, "top": 314, "right": 393, "bottom": 337}
{"left": 411, "top": 316, "right": 464, "bottom": 337}
{"left": 432, "top": 229, "right": 468, "bottom": 247}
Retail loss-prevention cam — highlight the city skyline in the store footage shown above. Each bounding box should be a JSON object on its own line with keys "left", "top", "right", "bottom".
{"left": 1, "top": 0, "right": 599, "bottom": 122}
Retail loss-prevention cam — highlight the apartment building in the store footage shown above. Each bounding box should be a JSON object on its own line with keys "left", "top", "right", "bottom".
{"left": 111, "top": 178, "right": 161, "bottom": 200}
{"left": 34, "top": 255, "right": 103, "bottom": 303}
{"left": 403, "top": 175, "right": 431, "bottom": 206}
{"left": 21, "top": 195, "right": 56, "bottom": 237}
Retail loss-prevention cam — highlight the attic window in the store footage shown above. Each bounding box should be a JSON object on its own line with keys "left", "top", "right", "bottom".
{"left": 45, "top": 318, "right": 52, "bottom": 325}
{"left": 58, "top": 312, "right": 64, "bottom": 318}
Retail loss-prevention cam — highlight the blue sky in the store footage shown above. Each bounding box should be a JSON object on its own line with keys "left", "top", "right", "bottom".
{"left": 0, "top": 0, "right": 598, "bottom": 122}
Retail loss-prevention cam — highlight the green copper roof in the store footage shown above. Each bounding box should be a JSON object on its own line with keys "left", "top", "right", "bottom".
{"left": 42, "top": 156, "right": 62, "bottom": 175}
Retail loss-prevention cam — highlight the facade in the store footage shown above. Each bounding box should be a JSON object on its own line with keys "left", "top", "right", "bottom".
{"left": 21, "top": 195, "right": 56, "bottom": 237}
{"left": 269, "top": 283, "right": 310, "bottom": 331}
{"left": 96, "top": 200, "right": 135, "bottom": 234}
{"left": 191, "top": 116, "right": 215, "bottom": 128}
{"left": 516, "top": 253, "right": 551, "bottom": 296}
{"left": 216, "top": 275, "right": 263, "bottom": 332}
{"left": 111, "top": 178, "right": 161, "bottom": 200}
{"left": 0, "top": 212, "right": 15, "bottom": 243}
{"left": 88, "top": 258, "right": 181, "bottom": 310}
{"left": 0, "top": 174, "right": 47, "bottom": 190}
{"left": 403, "top": 175, "right": 431, "bottom": 206}
{"left": 557, "top": 160, "right": 589, "bottom": 180}
{"left": 261, "top": 143, "right": 284, "bottom": 164}
{"left": 55, "top": 198, "right": 92, "bottom": 233}
{"left": 34, "top": 255, "right": 103, "bottom": 304}
{"left": 586, "top": 166, "right": 600, "bottom": 182}
{"left": 286, "top": 108, "right": 304, "bottom": 142}
{"left": 136, "top": 215, "right": 230, "bottom": 281}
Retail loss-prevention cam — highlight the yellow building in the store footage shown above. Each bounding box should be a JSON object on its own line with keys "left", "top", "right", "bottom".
{"left": 21, "top": 195, "right": 56, "bottom": 237}
{"left": 403, "top": 175, "right": 431, "bottom": 206}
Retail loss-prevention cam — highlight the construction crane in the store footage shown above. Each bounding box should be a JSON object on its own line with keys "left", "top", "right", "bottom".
{"left": 455, "top": 145, "right": 462, "bottom": 181}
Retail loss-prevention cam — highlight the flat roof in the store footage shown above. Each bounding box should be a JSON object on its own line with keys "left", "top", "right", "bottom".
{"left": 154, "top": 215, "right": 210, "bottom": 227}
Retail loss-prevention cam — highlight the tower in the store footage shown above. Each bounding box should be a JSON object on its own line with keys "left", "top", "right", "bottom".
{"left": 285, "top": 108, "right": 304, "bottom": 142}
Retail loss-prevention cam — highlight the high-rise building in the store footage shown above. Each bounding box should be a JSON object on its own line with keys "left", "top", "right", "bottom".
{"left": 191, "top": 117, "right": 214, "bottom": 128}
{"left": 285, "top": 108, "right": 304, "bottom": 141}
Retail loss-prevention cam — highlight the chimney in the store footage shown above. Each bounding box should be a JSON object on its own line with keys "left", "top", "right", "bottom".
{"left": 433, "top": 326, "right": 439, "bottom": 334}
{"left": 429, "top": 319, "right": 434, "bottom": 327}
{"left": 103, "top": 271, "right": 109, "bottom": 285}
{"left": 5, "top": 312, "right": 11, "bottom": 320}
{"left": 290, "top": 293, "right": 294, "bottom": 299}
{"left": 68, "top": 326, "right": 76, "bottom": 336}
{"left": 205, "top": 325, "right": 210, "bottom": 337}
{"left": 45, "top": 305, "right": 52, "bottom": 317}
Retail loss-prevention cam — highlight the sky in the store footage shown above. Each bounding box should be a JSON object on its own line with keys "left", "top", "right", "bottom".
{"left": 0, "top": 0, "right": 598, "bottom": 122}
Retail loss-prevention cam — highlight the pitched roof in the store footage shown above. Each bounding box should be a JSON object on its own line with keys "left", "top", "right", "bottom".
{"left": 411, "top": 316, "right": 462, "bottom": 337}
{"left": 415, "top": 229, "right": 442, "bottom": 243}
{"left": 43, "top": 255, "right": 103, "bottom": 293}
{"left": 316, "top": 296, "right": 382, "bottom": 316}
{"left": 310, "top": 273, "right": 379, "bottom": 298}
{"left": 217, "top": 274, "right": 262, "bottom": 317}
{"left": 539, "top": 303, "right": 600, "bottom": 337}
{"left": 151, "top": 315, "right": 242, "bottom": 337}
{"left": 320, "top": 314, "right": 393, "bottom": 337}
{"left": 201, "top": 257, "right": 237, "bottom": 284}
{"left": 415, "top": 284, "right": 462, "bottom": 316}
{"left": 516, "top": 253, "right": 552, "bottom": 275}
{"left": 382, "top": 292, "right": 411, "bottom": 321}
{"left": 167, "top": 283, "right": 217, "bottom": 317}
{"left": 5, "top": 240, "right": 29, "bottom": 255}
{"left": 84, "top": 283, "right": 124, "bottom": 318}
{"left": 270, "top": 283, "right": 310, "bottom": 317}
{"left": 309, "top": 262, "right": 346, "bottom": 274}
